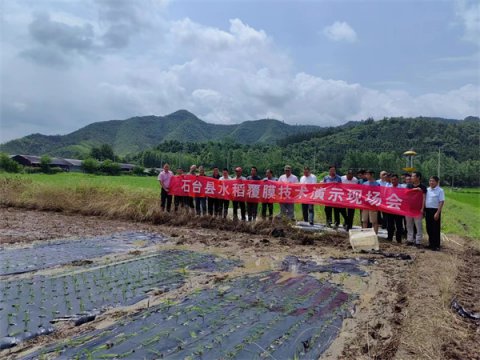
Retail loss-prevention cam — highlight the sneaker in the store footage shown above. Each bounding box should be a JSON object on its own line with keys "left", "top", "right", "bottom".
{"left": 309, "top": 222, "right": 314, "bottom": 226}
{"left": 406, "top": 242, "right": 415, "bottom": 246}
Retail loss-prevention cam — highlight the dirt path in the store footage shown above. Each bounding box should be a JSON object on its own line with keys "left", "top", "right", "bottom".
{"left": 1, "top": 207, "right": 478, "bottom": 359}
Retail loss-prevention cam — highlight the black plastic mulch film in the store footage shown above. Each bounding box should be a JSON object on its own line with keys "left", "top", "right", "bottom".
{"left": 0, "top": 231, "right": 169, "bottom": 276}
{"left": 28, "top": 272, "right": 357, "bottom": 360}
{"left": 0, "top": 249, "right": 240, "bottom": 349}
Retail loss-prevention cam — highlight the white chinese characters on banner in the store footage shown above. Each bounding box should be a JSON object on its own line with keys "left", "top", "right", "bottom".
{"left": 296, "top": 186, "right": 310, "bottom": 199}
{"left": 279, "top": 185, "right": 292, "bottom": 199}
{"left": 262, "top": 184, "right": 277, "bottom": 199}
{"left": 247, "top": 184, "right": 261, "bottom": 199}
{"left": 218, "top": 182, "right": 230, "bottom": 197}
{"left": 310, "top": 187, "right": 326, "bottom": 200}
{"left": 347, "top": 189, "right": 363, "bottom": 205}
{"left": 386, "top": 193, "right": 403, "bottom": 210}
{"left": 168, "top": 176, "right": 422, "bottom": 217}
{"left": 192, "top": 180, "right": 203, "bottom": 194}
{"left": 232, "top": 183, "right": 245, "bottom": 197}
{"left": 366, "top": 191, "right": 382, "bottom": 206}
{"left": 204, "top": 181, "right": 216, "bottom": 195}
{"left": 328, "top": 187, "right": 345, "bottom": 202}
{"left": 181, "top": 179, "right": 191, "bottom": 193}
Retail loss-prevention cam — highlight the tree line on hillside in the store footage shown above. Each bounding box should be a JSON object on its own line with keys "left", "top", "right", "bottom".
{"left": 2, "top": 117, "right": 478, "bottom": 185}
{"left": 125, "top": 139, "right": 480, "bottom": 186}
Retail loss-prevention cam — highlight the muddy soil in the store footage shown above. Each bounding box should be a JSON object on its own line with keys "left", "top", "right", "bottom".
{"left": 1, "top": 207, "right": 479, "bottom": 359}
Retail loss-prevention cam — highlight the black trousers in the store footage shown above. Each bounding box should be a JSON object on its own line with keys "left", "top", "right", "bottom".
{"left": 174, "top": 196, "right": 185, "bottom": 211}
{"left": 345, "top": 208, "right": 355, "bottom": 230}
{"left": 247, "top": 202, "right": 258, "bottom": 221}
{"left": 161, "top": 188, "right": 172, "bottom": 212}
{"left": 425, "top": 208, "right": 441, "bottom": 248}
{"left": 233, "top": 201, "right": 246, "bottom": 220}
{"left": 195, "top": 197, "right": 206, "bottom": 216}
{"left": 220, "top": 200, "right": 229, "bottom": 218}
{"left": 325, "top": 206, "right": 347, "bottom": 226}
{"left": 186, "top": 196, "right": 195, "bottom": 209}
{"left": 261, "top": 203, "right": 274, "bottom": 219}
{"left": 207, "top": 198, "right": 221, "bottom": 216}
{"left": 386, "top": 213, "right": 404, "bottom": 242}
{"left": 301, "top": 204, "right": 314, "bottom": 223}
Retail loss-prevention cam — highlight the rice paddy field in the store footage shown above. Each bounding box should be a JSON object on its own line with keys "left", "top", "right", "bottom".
{"left": 1, "top": 172, "right": 479, "bottom": 359}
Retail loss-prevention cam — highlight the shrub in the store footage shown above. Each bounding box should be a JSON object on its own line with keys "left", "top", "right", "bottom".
{"left": 24, "top": 167, "right": 42, "bottom": 174}
{"left": 147, "top": 168, "right": 160, "bottom": 176}
{"left": 0, "top": 153, "right": 21, "bottom": 173}
{"left": 82, "top": 158, "right": 99, "bottom": 174}
{"left": 133, "top": 165, "right": 146, "bottom": 176}
{"left": 100, "top": 160, "right": 121, "bottom": 176}
{"left": 40, "top": 155, "right": 51, "bottom": 174}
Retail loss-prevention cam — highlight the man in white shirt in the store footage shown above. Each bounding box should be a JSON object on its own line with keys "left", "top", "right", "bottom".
{"left": 219, "top": 168, "right": 231, "bottom": 219}
{"left": 341, "top": 169, "right": 357, "bottom": 230}
{"left": 277, "top": 165, "right": 298, "bottom": 220}
{"left": 300, "top": 166, "right": 317, "bottom": 225}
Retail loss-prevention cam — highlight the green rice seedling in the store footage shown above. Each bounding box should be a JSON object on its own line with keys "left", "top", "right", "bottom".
{"left": 23, "top": 312, "right": 30, "bottom": 330}
{"left": 7, "top": 312, "right": 15, "bottom": 326}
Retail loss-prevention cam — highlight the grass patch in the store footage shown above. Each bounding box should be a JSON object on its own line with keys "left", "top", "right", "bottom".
{"left": 442, "top": 188, "right": 480, "bottom": 240}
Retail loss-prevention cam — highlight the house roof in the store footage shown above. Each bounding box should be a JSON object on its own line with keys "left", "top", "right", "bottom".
{"left": 64, "top": 159, "right": 83, "bottom": 166}
{"left": 11, "top": 155, "right": 136, "bottom": 170}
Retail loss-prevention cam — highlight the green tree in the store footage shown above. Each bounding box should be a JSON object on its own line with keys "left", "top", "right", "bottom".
{"left": 40, "top": 155, "right": 51, "bottom": 173}
{"left": 0, "top": 153, "right": 21, "bottom": 173}
{"left": 100, "top": 159, "right": 121, "bottom": 175}
{"left": 132, "top": 165, "right": 146, "bottom": 176}
{"left": 90, "top": 144, "right": 115, "bottom": 161}
{"left": 81, "top": 158, "right": 99, "bottom": 174}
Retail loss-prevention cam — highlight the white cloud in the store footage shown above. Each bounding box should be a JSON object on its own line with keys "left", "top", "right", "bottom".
{"left": 323, "top": 21, "right": 357, "bottom": 42}
{"left": 0, "top": 1, "right": 478, "bottom": 144}
{"left": 455, "top": 0, "right": 480, "bottom": 45}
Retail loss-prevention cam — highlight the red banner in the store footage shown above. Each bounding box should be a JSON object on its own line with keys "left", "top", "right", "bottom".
{"left": 169, "top": 175, "right": 423, "bottom": 217}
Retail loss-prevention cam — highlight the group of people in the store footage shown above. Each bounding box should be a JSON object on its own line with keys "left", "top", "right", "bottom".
{"left": 158, "top": 163, "right": 445, "bottom": 251}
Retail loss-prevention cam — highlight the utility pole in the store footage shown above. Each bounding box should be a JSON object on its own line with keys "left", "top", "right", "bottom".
{"left": 437, "top": 146, "right": 441, "bottom": 179}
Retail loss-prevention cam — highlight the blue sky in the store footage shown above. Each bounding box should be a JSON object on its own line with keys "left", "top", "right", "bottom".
{"left": 1, "top": 0, "right": 479, "bottom": 143}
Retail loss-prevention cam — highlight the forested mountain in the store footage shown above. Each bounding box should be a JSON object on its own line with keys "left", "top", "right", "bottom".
{"left": 0, "top": 110, "right": 319, "bottom": 157}
{"left": 127, "top": 116, "right": 480, "bottom": 186}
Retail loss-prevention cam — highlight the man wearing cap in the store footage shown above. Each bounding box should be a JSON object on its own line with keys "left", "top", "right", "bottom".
{"left": 341, "top": 169, "right": 358, "bottom": 230}
{"left": 277, "top": 165, "right": 298, "bottom": 220}
{"left": 232, "top": 167, "right": 247, "bottom": 221}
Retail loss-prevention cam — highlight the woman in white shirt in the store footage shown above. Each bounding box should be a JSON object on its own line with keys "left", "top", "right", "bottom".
{"left": 425, "top": 176, "right": 445, "bottom": 251}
